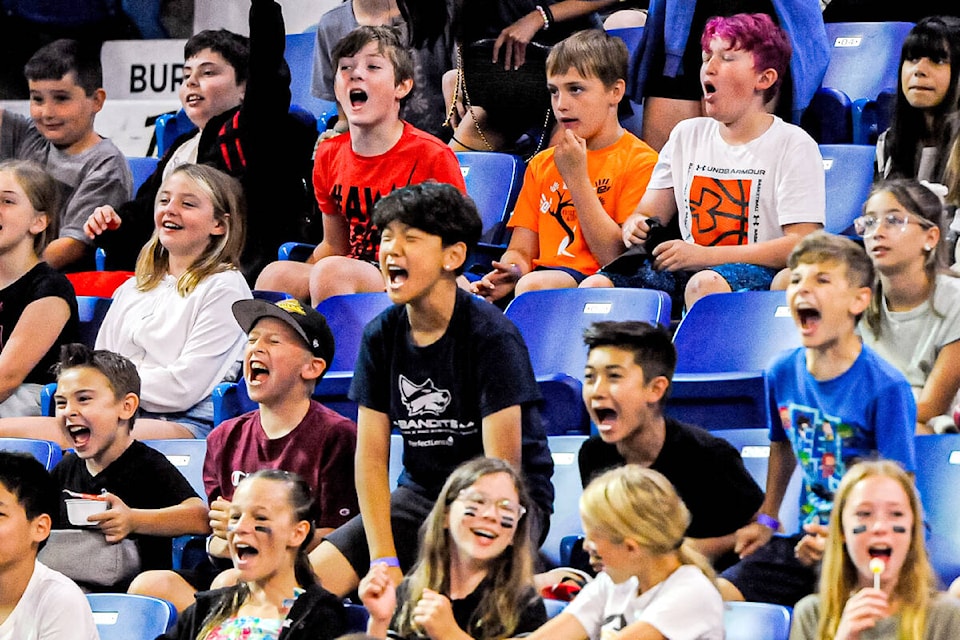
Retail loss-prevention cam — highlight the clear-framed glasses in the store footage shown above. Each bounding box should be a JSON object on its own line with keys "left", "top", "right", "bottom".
{"left": 455, "top": 489, "right": 527, "bottom": 522}
{"left": 853, "top": 213, "right": 929, "bottom": 237}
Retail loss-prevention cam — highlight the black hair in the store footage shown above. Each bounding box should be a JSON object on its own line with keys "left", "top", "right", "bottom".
{"left": 54, "top": 344, "right": 141, "bottom": 431}
{"left": 24, "top": 39, "right": 102, "bottom": 96}
{"left": 184, "top": 29, "right": 251, "bottom": 85}
{"left": 583, "top": 321, "right": 676, "bottom": 403}
{"left": 0, "top": 452, "right": 60, "bottom": 550}
{"left": 885, "top": 16, "right": 960, "bottom": 181}
{"left": 372, "top": 183, "right": 482, "bottom": 274}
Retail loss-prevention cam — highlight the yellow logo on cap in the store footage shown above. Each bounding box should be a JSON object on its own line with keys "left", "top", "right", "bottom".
{"left": 277, "top": 299, "right": 307, "bottom": 316}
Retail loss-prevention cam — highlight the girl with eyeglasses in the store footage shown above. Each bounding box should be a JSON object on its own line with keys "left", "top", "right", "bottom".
{"left": 358, "top": 457, "right": 547, "bottom": 640}
{"left": 525, "top": 465, "right": 723, "bottom": 640}
{"left": 858, "top": 179, "right": 960, "bottom": 433}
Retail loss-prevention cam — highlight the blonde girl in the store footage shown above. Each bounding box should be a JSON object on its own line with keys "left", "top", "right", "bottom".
{"left": 0, "top": 163, "right": 251, "bottom": 444}
{"left": 159, "top": 469, "right": 348, "bottom": 640}
{"left": 526, "top": 465, "right": 723, "bottom": 640}
{"left": 359, "top": 457, "right": 547, "bottom": 640}
{"left": 858, "top": 179, "right": 960, "bottom": 431}
{"left": 789, "top": 460, "right": 960, "bottom": 640}
{"left": 0, "top": 160, "right": 77, "bottom": 417}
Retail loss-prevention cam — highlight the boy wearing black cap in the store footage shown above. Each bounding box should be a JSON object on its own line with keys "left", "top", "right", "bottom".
{"left": 127, "top": 298, "right": 358, "bottom": 611}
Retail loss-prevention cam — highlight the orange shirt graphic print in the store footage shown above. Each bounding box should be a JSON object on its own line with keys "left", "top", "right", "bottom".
{"left": 689, "top": 176, "right": 752, "bottom": 246}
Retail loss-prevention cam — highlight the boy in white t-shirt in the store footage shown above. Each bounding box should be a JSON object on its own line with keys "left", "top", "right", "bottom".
{"left": 0, "top": 451, "right": 98, "bottom": 640}
{"left": 582, "top": 13, "right": 825, "bottom": 313}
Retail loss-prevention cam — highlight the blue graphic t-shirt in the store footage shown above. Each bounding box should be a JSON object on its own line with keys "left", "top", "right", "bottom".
{"left": 768, "top": 345, "right": 916, "bottom": 528}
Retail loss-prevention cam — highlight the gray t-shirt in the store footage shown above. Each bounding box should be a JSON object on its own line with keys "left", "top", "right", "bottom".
{"left": 311, "top": 1, "right": 454, "bottom": 138}
{"left": 861, "top": 273, "right": 960, "bottom": 399}
{"left": 790, "top": 592, "right": 960, "bottom": 639}
{"left": 0, "top": 111, "right": 132, "bottom": 246}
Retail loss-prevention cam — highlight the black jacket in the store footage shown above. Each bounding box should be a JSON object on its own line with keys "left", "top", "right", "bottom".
{"left": 97, "top": 0, "right": 318, "bottom": 282}
{"left": 157, "top": 583, "right": 347, "bottom": 640}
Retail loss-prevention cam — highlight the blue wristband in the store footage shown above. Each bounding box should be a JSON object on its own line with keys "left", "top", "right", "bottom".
{"left": 756, "top": 513, "right": 780, "bottom": 531}
{"left": 371, "top": 556, "right": 400, "bottom": 568}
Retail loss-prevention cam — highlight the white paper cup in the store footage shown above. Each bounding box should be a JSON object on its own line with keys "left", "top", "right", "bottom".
{"left": 65, "top": 498, "right": 108, "bottom": 526}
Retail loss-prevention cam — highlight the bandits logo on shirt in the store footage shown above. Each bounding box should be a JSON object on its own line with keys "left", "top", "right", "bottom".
{"left": 399, "top": 375, "right": 451, "bottom": 416}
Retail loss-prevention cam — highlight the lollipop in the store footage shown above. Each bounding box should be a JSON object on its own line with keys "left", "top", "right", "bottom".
{"left": 869, "top": 557, "right": 885, "bottom": 589}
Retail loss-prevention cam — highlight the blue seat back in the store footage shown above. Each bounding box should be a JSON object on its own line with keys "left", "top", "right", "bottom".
{"left": 668, "top": 291, "right": 800, "bottom": 430}
{"left": 155, "top": 109, "right": 197, "bottom": 158}
{"left": 142, "top": 439, "right": 208, "bottom": 502}
{"left": 212, "top": 379, "right": 258, "bottom": 427}
{"left": 455, "top": 151, "right": 525, "bottom": 246}
{"left": 344, "top": 602, "right": 370, "bottom": 632}
{"left": 126, "top": 156, "right": 160, "bottom": 194}
{"left": 315, "top": 292, "right": 394, "bottom": 375}
{"left": 724, "top": 601, "right": 792, "bottom": 640}
{"left": 505, "top": 288, "right": 671, "bottom": 434}
{"left": 86, "top": 593, "right": 177, "bottom": 640}
{"left": 821, "top": 144, "right": 876, "bottom": 236}
{"left": 821, "top": 22, "right": 914, "bottom": 102}
{"left": 0, "top": 437, "right": 62, "bottom": 470}
{"left": 285, "top": 32, "right": 339, "bottom": 128}
{"left": 914, "top": 434, "right": 960, "bottom": 585}
{"left": 800, "top": 87, "right": 853, "bottom": 144}
{"left": 540, "top": 435, "right": 588, "bottom": 567}
{"left": 77, "top": 295, "right": 112, "bottom": 348}
{"left": 852, "top": 89, "right": 896, "bottom": 145}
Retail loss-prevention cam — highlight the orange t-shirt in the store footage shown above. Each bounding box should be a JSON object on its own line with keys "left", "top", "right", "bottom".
{"left": 508, "top": 131, "right": 657, "bottom": 275}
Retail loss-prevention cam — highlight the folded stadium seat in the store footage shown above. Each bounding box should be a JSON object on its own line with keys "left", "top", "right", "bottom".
{"left": 605, "top": 26, "right": 645, "bottom": 138}
{"left": 667, "top": 291, "right": 800, "bottom": 431}
{"left": 541, "top": 434, "right": 589, "bottom": 568}
{"left": 852, "top": 88, "right": 896, "bottom": 146}
{"left": 801, "top": 21, "right": 914, "bottom": 144}
{"left": 820, "top": 144, "right": 877, "bottom": 237}
{"left": 913, "top": 433, "right": 960, "bottom": 586}
{"left": 724, "top": 601, "right": 792, "bottom": 640}
{"left": 0, "top": 437, "right": 63, "bottom": 470}
{"left": 456, "top": 151, "right": 525, "bottom": 274}
{"left": 126, "top": 156, "right": 160, "bottom": 193}
{"left": 76, "top": 295, "right": 113, "bottom": 348}
{"left": 142, "top": 438, "right": 208, "bottom": 570}
{"left": 86, "top": 593, "right": 177, "bottom": 640}
{"left": 285, "top": 32, "right": 340, "bottom": 131}
{"left": 504, "top": 288, "right": 671, "bottom": 435}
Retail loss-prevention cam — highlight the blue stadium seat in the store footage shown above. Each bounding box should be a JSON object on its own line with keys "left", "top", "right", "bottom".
{"left": 344, "top": 602, "right": 370, "bottom": 632}
{"left": 821, "top": 22, "right": 914, "bottom": 103}
{"left": 141, "top": 439, "right": 207, "bottom": 501}
{"left": 212, "top": 378, "right": 257, "bottom": 427}
{"left": 724, "top": 601, "right": 792, "bottom": 640}
{"left": 667, "top": 291, "right": 800, "bottom": 431}
{"left": 313, "top": 292, "right": 393, "bottom": 419}
{"left": 715, "top": 428, "right": 802, "bottom": 535}
{"left": 504, "top": 288, "right": 671, "bottom": 435}
{"left": 40, "top": 382, "right": 57, "bottom": 417}
{"left": 913, "top": 434, "right": 960, "bottom": 586}
{"left": 86, "top": 593, "right": 177, "bottom": 640}
{"left": 285, "top": 32, "right": 340, "bottom": 130}
{"left": 277, "top": 241, "right": 316, "bottom": 261}
{"left": 852, "top": 89, "right": 896, "bottom": 146}
{"left": 0, "top": 437, "right": 63, "bottom": 470}
{"left": 541, "top": 435, "right": 588, "bottom": 568}
{"left": 126, "top": 156, "right": 159, "bottom": 194}
{"left": 605, "top": 26, "right": 644, "bottom": 137}
{"left": 155, "top": 109, "right": 196, "bottom": 158}
{"left": 456, "top": 151, "right": 525, "bottom": 271}
{"left": 77, "top": 295, "right": 112, "bottom": 348}
{"left": 543, "top": 598, "right": 569, "bottom": 619}
{"left": 800, "top": 86, "right": 853, "bottom": 144}
{"left": 821, "top": 144, "right": 876, "bottom": 237}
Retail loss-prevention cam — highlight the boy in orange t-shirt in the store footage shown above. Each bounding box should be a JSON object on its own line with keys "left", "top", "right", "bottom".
{"left": 472, "top": 29, "right": 657, "bottom": 303}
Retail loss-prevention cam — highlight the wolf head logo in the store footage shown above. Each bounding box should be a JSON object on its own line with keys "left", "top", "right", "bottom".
{"left": 399, "top": 375, "right": 451, "bottom": 416}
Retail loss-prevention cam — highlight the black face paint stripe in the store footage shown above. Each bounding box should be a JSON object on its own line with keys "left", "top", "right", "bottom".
{"left": 851, "top": 525, "right": 867, "bottom": 534}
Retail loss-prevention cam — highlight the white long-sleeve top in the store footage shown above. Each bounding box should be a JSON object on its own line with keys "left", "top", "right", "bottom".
{"left": 96, "top": 269, "right": 251, "bottom": 413}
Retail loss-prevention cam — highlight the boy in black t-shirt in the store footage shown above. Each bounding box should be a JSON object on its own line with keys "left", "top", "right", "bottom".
{"left": 309, "top": 182, "right": 554, "bottom": 597}
{"left": 49, "top": 344, "right": 209, "bottom": 589}
{"left": 575, "top": 320, "right": 763, "bottom": 572}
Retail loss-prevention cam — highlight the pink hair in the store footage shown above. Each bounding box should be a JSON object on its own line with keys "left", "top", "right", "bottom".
{"left": 701, "top": 13, "right": 791, "bottom": 101}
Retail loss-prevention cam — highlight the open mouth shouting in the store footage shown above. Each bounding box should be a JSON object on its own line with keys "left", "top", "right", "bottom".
{"left": 794, "top": 303, "right": 822, "bottom": 336}
{"left": 349, "top": 89, "right": 368, "bottom": 108}
{"left": 385, "top": 264, "right": 408, "bottom": 289}
{"left": 591, "top": 406, "right": 618, "bottom": 431}
{"left": 247, "top": 359, "right": 270, "bottom": 386}
{"left": 67, "top": 423, "right": 92, "bottom": 450}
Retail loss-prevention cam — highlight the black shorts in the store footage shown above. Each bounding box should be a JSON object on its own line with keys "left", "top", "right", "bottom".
{"left": 720, "top": 533, "right": 818, "bottom": 607}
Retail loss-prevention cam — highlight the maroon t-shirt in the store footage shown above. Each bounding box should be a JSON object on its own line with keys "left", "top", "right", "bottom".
{"left": 203, "top": 400, "right": 359, "bottom": 529}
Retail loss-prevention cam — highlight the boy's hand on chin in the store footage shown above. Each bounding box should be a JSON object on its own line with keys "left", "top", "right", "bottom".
{"left": 554, "top": 130, "right": 589, "bottom": 183}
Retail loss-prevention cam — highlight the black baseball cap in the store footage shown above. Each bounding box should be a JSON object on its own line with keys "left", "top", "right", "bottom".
{"left": 232, "top": 298, "right": 335, "bottom": 363}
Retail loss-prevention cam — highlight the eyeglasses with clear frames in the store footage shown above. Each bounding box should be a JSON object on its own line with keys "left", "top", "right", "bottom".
{"left": 455, "top": 489, "right": 527, "bottom": 522}
{"left": 853, "top": 213, "right": 930, "bottom": 237}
